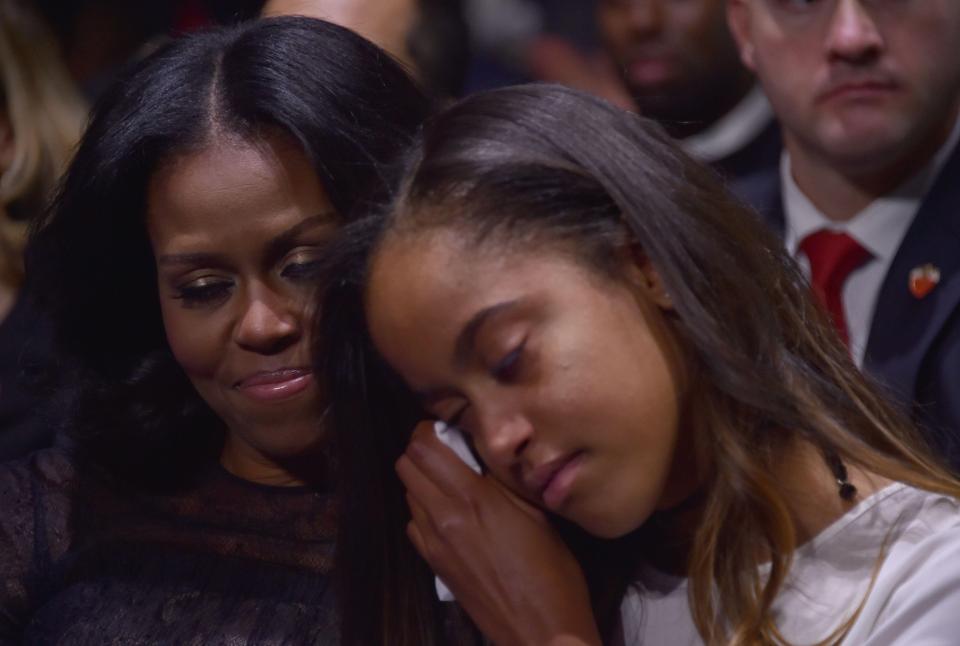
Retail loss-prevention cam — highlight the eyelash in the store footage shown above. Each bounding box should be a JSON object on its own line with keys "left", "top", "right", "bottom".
{"left": 437, "top": 340, "right": 528, "bottom": 429}
{"left": 172, "top": 257, "right": 322, "bottom": 308}
{"left": 280, "top": 257, "right": 323, "bottom": 282}
{"left": 492, "top": 341, "right": 526, "bottom": 382}
{"left": 445, "top": 406, "right": 469, "bottom": 429}
{"left": 173, "top": 279, "right": 233, "bottom": 308}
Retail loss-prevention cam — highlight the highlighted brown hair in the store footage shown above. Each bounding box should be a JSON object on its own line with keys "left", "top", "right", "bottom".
{"left": 320, "top": 83, "right": 960, "bottom": 645}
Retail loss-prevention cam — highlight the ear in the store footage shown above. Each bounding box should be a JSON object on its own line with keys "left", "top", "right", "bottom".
{"left": 623, "top": 245, "right": 673, "bottom": 311}
{"left": 726, "top": 0, "right": 757, "bottom": 72}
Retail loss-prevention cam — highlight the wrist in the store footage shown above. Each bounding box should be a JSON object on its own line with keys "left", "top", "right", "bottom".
{"left": 545, "top": 636, "right": 602, "bottom": 646}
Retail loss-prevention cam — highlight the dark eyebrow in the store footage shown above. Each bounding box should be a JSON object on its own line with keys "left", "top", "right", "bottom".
{"left": 413, "top": 299, "right": 521, "bottom": 407}
{"left": 156, "top": 213, "right": 336, "bottom": 268}
{"left": 263, "top": 213, "right": 337, "bottom": 265}
{"left": 157, "top": 251, "right": 222, "bottom": 268}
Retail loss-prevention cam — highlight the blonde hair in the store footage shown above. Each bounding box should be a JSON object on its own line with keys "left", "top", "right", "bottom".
{"left": 0, "top": 0, "right": 86, "bottom": 288}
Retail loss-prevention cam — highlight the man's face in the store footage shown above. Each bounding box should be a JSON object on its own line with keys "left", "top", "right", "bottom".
{"left": 729, "top": 0, "right": 960, "bottom": 173}
{"left": 262, "top": 0, "right": 418, "bottom": 71}
{"left": 598, "top": 0, "right": 750, "bottom": 123}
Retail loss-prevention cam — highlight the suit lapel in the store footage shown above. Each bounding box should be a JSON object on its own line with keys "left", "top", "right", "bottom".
{"left": 732, "top": 165, "right": 784, "bottom": 235}
{"left": 864, "top": 147, "right": 960, "bottom": 397}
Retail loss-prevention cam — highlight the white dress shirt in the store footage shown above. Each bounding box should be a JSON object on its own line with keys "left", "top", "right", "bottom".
{"left": 682, "top": 85, "right": 774, "bottom": 164}
{"left": 782, "top": 116, "right": 960, "bottom": 366}
{"left": 621, "top": 483, "right": 960, "bottom": 645}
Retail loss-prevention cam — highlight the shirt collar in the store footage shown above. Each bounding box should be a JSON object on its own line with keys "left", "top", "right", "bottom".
{"left": 682, "top": 85, "right": 774, "bottom": 163}
{"left": 783, "top": 112, "right": 960, "bottom": 260}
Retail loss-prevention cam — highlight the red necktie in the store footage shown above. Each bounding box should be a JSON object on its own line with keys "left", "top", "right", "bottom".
{"left": 799, "top": 230, "right": 870, "bottom": 347}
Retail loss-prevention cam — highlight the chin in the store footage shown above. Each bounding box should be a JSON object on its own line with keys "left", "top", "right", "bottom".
{"left": 571, "top": 505, "right": 648, "bottom": 540}
{"left": 819, "top": 116, "right": 914, "bottom": 158}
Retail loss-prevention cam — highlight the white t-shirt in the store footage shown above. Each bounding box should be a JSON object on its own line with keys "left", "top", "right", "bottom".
{"left": 620, "top": 484, "right": 960, "bottom": 645}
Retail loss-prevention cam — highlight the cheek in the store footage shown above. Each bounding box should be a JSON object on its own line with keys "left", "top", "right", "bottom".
{"left": 756, "top": 54, "right": 811, "bottom": 118}
{"left": 894, "top": 31, "right": 959, "bottom": 95}
{"left": 160, "top": 304, "right": 224, "bottom": 381}
{"left": 598, "top": 10, "right": 628, "bottom": 47}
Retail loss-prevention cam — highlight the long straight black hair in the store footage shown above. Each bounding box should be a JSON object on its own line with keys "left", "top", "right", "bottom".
{"left": 27, "top": 16, "right": 450, "bottom": 645}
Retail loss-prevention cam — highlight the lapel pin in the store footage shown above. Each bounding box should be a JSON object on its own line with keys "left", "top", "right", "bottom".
{"left": 909, "top": 263, "right": 940, "bottom": 299}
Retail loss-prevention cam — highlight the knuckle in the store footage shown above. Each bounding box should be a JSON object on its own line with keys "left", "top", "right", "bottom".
{"left": 435, "top": 512, "right": 471, "bottom": 539}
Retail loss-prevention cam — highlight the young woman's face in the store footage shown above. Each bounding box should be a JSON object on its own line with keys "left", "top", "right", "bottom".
{"left": 147, "top": 134, "right": 332, "bottom": 477}
{"left": 366, "top": 228, "right": 697, "bottom": 538}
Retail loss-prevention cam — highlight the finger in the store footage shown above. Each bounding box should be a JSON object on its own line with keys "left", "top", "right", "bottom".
{"left": 406, "top": 519, "right": 428, "bottom": 559}
{"left": 405, "top": 495, "right": 456, "bottom": 577}
{"left": 405, "top": 491, "right": 432, "bottom": 529}
{"left": 406, "top": 421, "right": 486, "bottom": 495}
{"left": 396, "top": 453, "right": 450, "bottom": 510}
{"left": 485, "top": 474, "right": 550, "bottom": 525}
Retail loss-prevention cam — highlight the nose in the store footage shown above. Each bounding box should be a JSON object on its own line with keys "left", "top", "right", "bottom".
{"left": 475, "top": 406, "right": 534, "bottom": 472}
{"left": 233, "top": 286, "right": 302, "bottom": 354}
{"left": 625, "top": 0, "right": 664, "bottom": 35}
{"left": 825, "top": 0, "right": 884, "bottom": 64}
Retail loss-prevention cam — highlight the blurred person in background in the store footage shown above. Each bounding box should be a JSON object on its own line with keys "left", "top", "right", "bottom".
{"left": 0, "top": 0, "right": 87, "bottom": 461}
{"left": 261, "top": 0, "right": 470, "bottom": 99}
{"left": 30, "top": 0, "right": 263, "bottom": 102}
{"left": 595, "top": 0, "right": 780, "bottom": 185}
{"left": 728, "top": 0, "right": 960, "bottom": 467}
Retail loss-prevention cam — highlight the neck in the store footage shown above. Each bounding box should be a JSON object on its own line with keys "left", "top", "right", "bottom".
{"left": 786, "top": 109, "right": 959, "bottom": 221}
{"left": 220, "top": 434, "right": 307, "bottom": 487}
{"left": 661, "top": 70, "right": 756, "bottom": 140}
{"left": 643, "top": 438, "right": 890, "bottom": 576}
{"left": 774, "top": 439, "right": 890, "bottom": 545}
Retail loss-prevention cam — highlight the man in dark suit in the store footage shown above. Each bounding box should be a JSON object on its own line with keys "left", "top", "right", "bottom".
{"left": 596, "top": 0, "right": 780, "bottom": 183}
{"left": 727, "top": 0, "right": 960, "bottom": 465}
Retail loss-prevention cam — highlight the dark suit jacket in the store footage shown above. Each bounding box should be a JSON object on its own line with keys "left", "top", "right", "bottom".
{"left": 740, "top": 146, "right": 960, "bottom": 468}
{"left": 712, "top": 117, "right": 782, "bottom": 188}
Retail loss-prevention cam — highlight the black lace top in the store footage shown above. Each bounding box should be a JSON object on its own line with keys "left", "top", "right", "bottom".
{"left": 0, "top": 449, "right": 339, "bottom": 645}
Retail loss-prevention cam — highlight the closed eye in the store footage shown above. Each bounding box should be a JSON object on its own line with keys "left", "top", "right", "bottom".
{"left": 280, "top": 258, "right": 323, "bottom": 282}
{"left": 444, "top": 404, "right": 469, "bottom": 429}
{"left": 173, "top": 278, "right": 233, "bottom": 308}
{"left": 492, "top": 341, "right": 526, "bottom": 382}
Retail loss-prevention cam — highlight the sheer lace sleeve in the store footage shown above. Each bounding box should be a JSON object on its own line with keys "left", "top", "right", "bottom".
{"left": 0, "top": 450, "right": 74, "bottom": 643}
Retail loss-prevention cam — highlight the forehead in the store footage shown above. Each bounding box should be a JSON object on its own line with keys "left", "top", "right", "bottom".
{"left": 261, "top": 0, "right": 419, "bottom": 63}
{"left": 366, "top": 229, "right": 511, "bottom": 328}
{"left": 146, "top": 134, "right": 332, "bottom": 248}
{"left": 364, "top": 227, "right": 614, "bottom": 364}
{"left": 743, "top": 0, "right": 960, "bottom": 33}
{"left": 600, "top": 0, "right": 726, "bottom": 23}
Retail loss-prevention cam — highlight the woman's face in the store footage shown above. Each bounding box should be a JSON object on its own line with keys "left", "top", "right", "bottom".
{"left": 146, "top": 134, "right": 332, "bottom": 480}
{"left": 366, "top": 228, "right": 697, "bottom": 538}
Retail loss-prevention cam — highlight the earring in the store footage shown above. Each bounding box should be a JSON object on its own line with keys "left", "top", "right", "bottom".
{"left": 824, "top": 451, "right": 858, "bottom": 501}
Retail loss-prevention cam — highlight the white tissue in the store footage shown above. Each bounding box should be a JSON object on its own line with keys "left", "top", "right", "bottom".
{"left": 432, "top": 420, "right": 481, "bottom": 602}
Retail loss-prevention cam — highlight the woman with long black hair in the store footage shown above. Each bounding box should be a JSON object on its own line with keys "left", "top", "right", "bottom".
{"left": 0, "top": 16, "right": 471, "bottom": 645}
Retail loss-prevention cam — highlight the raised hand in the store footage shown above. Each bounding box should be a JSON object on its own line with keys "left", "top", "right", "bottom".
{"left": 397, "top": 421, "right": 602, "bottom": 646}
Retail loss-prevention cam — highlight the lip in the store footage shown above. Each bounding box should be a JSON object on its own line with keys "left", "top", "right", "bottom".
{"left": 524, "top": 451, "right": 586, "bottom": 512}
{"left": 627, "top": 56, "right": 677, "bottom": 87}
{"left": 233, "top": 368, "right": 314, "bottom": 402}
{"left": 817, "top": 80, "right": 899, "bottom": 104}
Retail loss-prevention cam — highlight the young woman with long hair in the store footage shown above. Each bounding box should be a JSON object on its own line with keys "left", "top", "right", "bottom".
{"left": 320, "top": 83, "right": 960, "bottom": 645}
